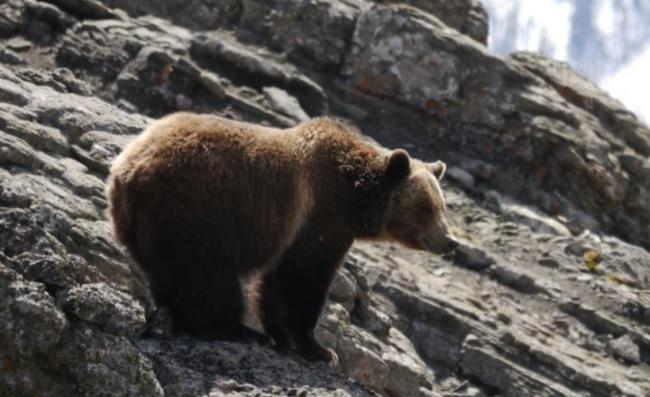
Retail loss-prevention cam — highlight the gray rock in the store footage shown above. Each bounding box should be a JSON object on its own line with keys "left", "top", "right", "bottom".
{"left": 0, "top": 48, "right": 25, "bottom": 65}
{"left": 60, "top": 283, "right": 146, "bottom": 336}
{"left": 0, "top": 1, "right": 26, "bottom": 36}
{"left": 0, "top": 264, "right": 70, "bottom": 396}
{"left": 510, "top": 52, "right": 650, "bottom": 157}
{"left": 0, "top": 264, "right": 67, "bottom": 355}
{"left": 610, "top": 334, "right": 641, "bottom": 365}
{"left": 537, "top": 257, "right": 560, "bottom": 269}
{"left": 73, "top": 129, "right": 134, "bottom": 175}
{"left": 372, "top": 0, "right": 488, "bottom": 44}
{"left": 315, "top": 302, "right": 350, "bottom": 351}
{"left": 25, "top": 0, "right": 74, "bottom": 30}
{"left": 488, "top": 264, "right": 547, "bottom": 295}
{"left": 24, "top": 254, "right": 83, "bottom": 289}
{"left": 382, "top": 328, "right": 434, "bottom": 397}
{"left": 564, "top": 241, "right": 592, "bottom": 256}
{"left": 0, "top": 79, "right": 29, "bottom": 106}
{"left": 57, "top": 327, "right": 164, "bottom": 397}
{"left": 446, "top": 166, "right": 475, "bottom": 189}
{"left": 138, "top": 336, "right": 375, "bottom": 397}
{"left": 343, "top": 5, "right": 503, "bottom": 121}
{"left": 330, "top": 268, "right": 358, "bottom": 311}
{"left": 618, "top": 153, "right": 650, "bottom": 183}
{"left": 412, "top": 320, "right": 464, "bottom": 367}
{"left": 459, "top": 341, "right": 581, "bottom": 397}
{"left": 241, "top": 0, "right": 367, "bottom": 68}
{"left": 496, "top": 195, "right": 571, "bottom": 236}
{"left": 46, "top": 0, "right": 121, "bottom": 19}
{"left": 199, "top": 71, "right": 227, "bottom": 100}
{"left": 99, "top": 0, "right": 242, "bottom": 29}
{"left": 191, "top": 33, "right": 328, "bottom": 116}
{"left": 5, "top": 37, "right": 32, "bottom": 52}
{"left": 454, "top": 243, "right": 496, "bottom": 271}
{"left": 263, "top": 87, "right": 310, "bottom": 122}
{"left": 338, "top": 338, "right": 389, "bottom": 391}
{"left": 356, "top": 299, "right": 392, "bottom": 338}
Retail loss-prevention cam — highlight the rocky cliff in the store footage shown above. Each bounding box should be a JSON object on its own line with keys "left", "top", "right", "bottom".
{"left": 1, "top": 0, "right": 650, "bottom": 396}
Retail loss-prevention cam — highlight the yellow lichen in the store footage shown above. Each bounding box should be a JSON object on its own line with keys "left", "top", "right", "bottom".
{"left": 583, "top": 250, "right": 601, "bottom": 272}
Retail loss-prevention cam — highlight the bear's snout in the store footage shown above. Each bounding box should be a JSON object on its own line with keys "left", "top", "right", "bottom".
{"left": 422, "top": 233, "right": 458, "bottom": 255}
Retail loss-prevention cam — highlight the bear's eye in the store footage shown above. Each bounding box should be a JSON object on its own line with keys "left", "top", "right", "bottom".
{"left": 422, "top": 205, "right": 434, "bottom": 215}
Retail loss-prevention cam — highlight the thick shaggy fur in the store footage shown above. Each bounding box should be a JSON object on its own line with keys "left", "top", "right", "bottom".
{"left": 106, "top": 112, "right": 453, "bottom": 362}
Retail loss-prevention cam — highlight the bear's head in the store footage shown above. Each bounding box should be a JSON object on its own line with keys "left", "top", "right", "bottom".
{"left": 383, "top": 149, "right": 459, "bottom": 255}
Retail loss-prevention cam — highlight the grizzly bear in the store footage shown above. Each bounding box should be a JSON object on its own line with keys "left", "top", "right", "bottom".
{"left": 106, "top": 112, "right": 458, "bottom": 364}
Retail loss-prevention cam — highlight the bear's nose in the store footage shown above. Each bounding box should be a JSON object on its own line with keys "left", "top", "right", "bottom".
{"left": 447, "top": 238, "right": 459, "bottom": 251}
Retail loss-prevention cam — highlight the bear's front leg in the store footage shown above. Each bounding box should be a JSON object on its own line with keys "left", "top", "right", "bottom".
{"left": 285, "top": 266, "right": 338, "bottom": 365}
{"left": 272, "top": 249, "right": 347, "bottom": 365}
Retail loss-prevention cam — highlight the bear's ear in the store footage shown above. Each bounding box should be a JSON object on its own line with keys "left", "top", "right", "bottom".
{"left": 428, "top": 160, "right": 446, "bottom": 180}
{"left": 385, "top": 149, "right": 410, "bottom": 184}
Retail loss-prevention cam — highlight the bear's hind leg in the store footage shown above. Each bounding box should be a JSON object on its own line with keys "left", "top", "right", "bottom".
{"left": 259, "top": 272, "right": 291, "bottom": 351}
{"left": 165, "top": 262, "right": 269, "bottom": 345}
{"left": 137, "top": 224, "right": 270, "bottom": 345}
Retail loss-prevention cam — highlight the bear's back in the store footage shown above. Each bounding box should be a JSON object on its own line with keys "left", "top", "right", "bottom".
{"left": 108, "top": 113, "right": 314, "bottom": 273}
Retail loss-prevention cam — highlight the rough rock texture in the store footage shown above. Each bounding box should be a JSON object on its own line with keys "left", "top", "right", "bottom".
{"left": 1, "top": 0, "right": 649, "bottom": 396}
{"left": 372, "top": 0, "right": 488, "bottom": 44}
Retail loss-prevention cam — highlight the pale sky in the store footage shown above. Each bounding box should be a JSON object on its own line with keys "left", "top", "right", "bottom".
{"left": 602, "top": 45, "right": 650, "bottom": 123}
{"left": 483, "top": 0, "right": 650, "bottom": 123}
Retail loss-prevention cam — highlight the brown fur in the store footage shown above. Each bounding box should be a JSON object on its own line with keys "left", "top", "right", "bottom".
{"left": 106, "top": 112, "right": 456, "bottom": 363}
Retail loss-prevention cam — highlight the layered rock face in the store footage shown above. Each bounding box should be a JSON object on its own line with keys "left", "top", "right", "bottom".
{"left": 1, "top": 1, "right": 649, "bottom": 396}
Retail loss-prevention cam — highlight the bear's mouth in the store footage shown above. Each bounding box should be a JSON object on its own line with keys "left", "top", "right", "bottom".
{"left": 422, "top": 237, "right": 439, "bottom": 254}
